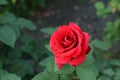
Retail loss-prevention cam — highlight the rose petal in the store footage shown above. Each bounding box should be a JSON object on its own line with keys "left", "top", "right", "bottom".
{"left": 69, "top": 54, "right": 86, "bottom": 66}
{"left": 55, "top": 56, "right": 71, "bottom": 64}
{"left": 81, "top": 32, "right": 90, "bottom": 54}
{"left": 58, "top": 64, "right": 64, "bottom": 69}
{"left": 50, "top": 39, "right": 64, "bottom": 53}
{"left": 69, "top": 22, "right": 82, "bottom": 32}
{"left": 85, "top": 46, "right": 91, "bottom": 54}
{"left": 54, "top": 46, "right": 77, "bottom": 57}
{"left": 72, "top": 45, "right": 81, "bottom": 57}
{"left": 50, "top": 32, "right": 64, "bottom": 50}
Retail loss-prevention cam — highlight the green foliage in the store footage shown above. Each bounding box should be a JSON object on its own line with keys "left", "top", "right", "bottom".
{"left": 0, "top": 69, "right": 21, "bottom": 80}
{"left": 95, "top": 0, "right": 120, "bottom": 17}
{"left": 36, "top": 43, "right": 99, "bottom": 80}
{"left": 95, "top": 1, "right": 112, "bottom": 17}
{"left": 90, "top": 39, "right": 109, "bottom": 50}
{"left": 32, "top": 70, "right": 57, "bottom": 80}
{"left": 0, "top": 0, "right": 8, "bottom": 5}
{"left": 0, "top": 12, "right": 16, "bottom": 23}
{"left": 95, "top": 0, "right": 120, "bottom": 48}
{"left": 61, "top": 75, "right": 72, "bottom": 80}
{"left": 0, "top": 0, "right": 120, "bottom": 79}
{"left": 103, "top": 19, "right": 120, "bottom": 47}
{"left": 98, "top": 76, "right": 111, "bottom": 80}
{"left": 0, "top": 25, "right": 16, "bottom": 47}
{"left": 0, "top": 0, "right": 46, "bottom": 16}
{"left": 0, "top": 2, "right": 39, "bottom": 80}
{"left": 81, "top": 47, "right": 95, "bottom": 66}
{"left": 0, "top": 73, "right": 21, "bottom": 80}
{"left": 103, "top": 68, "right": 115, "bottom": 76}
{"left": 8, "top": 59, "right": 33, "bottom": 77}
{"left": 55, "top": 64, "right": 75, "bottom": 75}
{"left": 40, "top": 27, "right": 58, "bottom": 36}
{"left": 109, "top": 59, "right": 120, "bottom": 66}
{"left": 0, "top": 12, "right": 36, "bottom": 47}
{"left": 114, "top": 69, "right": 120, "bottom": 80}
{"left": 76, "top": 51, "right": 98, "bottom": 80}
{"left": 16, "top": 18, "right": 36, "bottom": 30}
{"left": 76, "top": 64, "right": 98, "bottom": 80}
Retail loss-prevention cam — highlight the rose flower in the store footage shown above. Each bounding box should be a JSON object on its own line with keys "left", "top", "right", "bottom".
{"left": 50, "top": 22, "right": 90, "bottom": 69}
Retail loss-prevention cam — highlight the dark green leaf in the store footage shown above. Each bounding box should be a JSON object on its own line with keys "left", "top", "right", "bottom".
{"left": 11, "top": 25, "right": 21, "bottom": 38}
{"left": 90, "top": 39, "right": 109, "bottom": 50}
{"left": 40, "top": 27, "right": 57, "bottom": 35}
{"left": 61, "top": 75, "right": 72, "bottom": 80}
{"left": 0, "top": 69, "right": 7, "bottom": 74}
{"left": 103, "top": 68, "right": 115, "bottom": 76}
{"left": 0, "top": 0, "right": 8, "bottom": 5}
{"left": 109, "top": 59, "right": 120, "bottom": 66}
{"left": 0, "top": 73, "right": 21, "bottom": 80}
{"left": 98, "top": 76, "right": 111, "bottom": 80}
{"left": 39, "top": 56, "right": 54, "bottom": 67}
{"left": 82, "top": 46, "right": 94, "bottom": 66}
{"left": 56, "top": 64, "right": 75, "bottom": 75}
{"left": 16, "top": 18, "right": 36, "bottom": 30}
{"left": 76, "top": 64, "right": 98, "bottom": 80}
{"left": 0, "top": 12, "right": 16, "bottom": 23}
{"left": 46, "top": 57, "right": 55, "bottom": 72}
{"left": 8, "top": 48, "right": 22, "bottom": 59}
{"left": 114, "top": 69, "right": 120, "bottom": 80}
{"left": 32, "top": 71, "right": 57, "bottom": 80}
{"left": 38, "top": 0, "right": 45, "bottom": 7}
{"left": 0, "top": 61, "right": 3, "bottom": 68}
{"left": 45, "top": 44, "right": 51, "bottom": 52}
{"left": 0, "top": 25, "right": 16, "bottom": 47}
{"left": 95, "top": 2, "right": 105, "bottom": 10}
{"left": 8, "top": 60, "right": 33, "bottom": 77}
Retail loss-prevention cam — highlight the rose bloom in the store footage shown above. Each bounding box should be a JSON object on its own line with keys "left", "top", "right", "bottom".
{"left": 49, "top": 22, "right": 90, "bottom": 69}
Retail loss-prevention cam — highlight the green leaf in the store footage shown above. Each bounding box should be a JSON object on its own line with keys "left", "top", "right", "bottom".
{"left": 44, "top": 44, "right": 52, "bottom": 56}
{"left": 40, "top": 27, "right": 57, "bottom": 35}
{"left": 38, "top": 0, "right": 45, "bottom": 7}
{"left": 76, "top": 64, "right": 98, "bottom": 80}
{"left": 103, "top": 68, "right": 115, "bottom": 76}
{"left": 0, "top": 73, "right": 21, "bottom": 80}
{"left": 46, "top": 57, "right": 55, "bottom": 72}
{"left": 0, "top": 25, "right": 16, "bottom": 47}
{"left": 82, "top": 46, "right": 94, "bottom": 66}
{"left": 16, "top": 18, "right": 36, "bottom": 30}
{"left": 56, "top": 64, "right": 75, "bottom": 75}
{"left": 11, "top": 25, "right": 21, "bottom": 38}
{"left": 90, "top": 39, "right": 109, "bottom": 50}
{"left": 98, "top": 76, "right": 111, "bottom": 80}
{"left": 32, "top": 71, "right": 57, "bottom": 80}
{"left": 114, "top": 69, "right": 120, "bottom": 80}
{"left": 61, "top": 75, "right": 72, "bottom": 80}
{"left": 8, "top": 60, "right": 33, "bottom": 77}
{"left": 8, "top": 48, "right": 22, "bottom": 59}
{"left": 95, "top": 2, "right": 105, "bottom": 10}
{"left": 45, "top": 44, "right": 51, "bottom": 52}
{"left": 0, "top": 12, "right": 16, "bottom": 23}
{"left": 109, "top": 59, "right": 120, "bottom": 66}
{"left": 0, "top": 0, "right": 8, "bottom": 5}
{"left": 39, "top": 56, "right": 54, "bottom": 67}
{"left": 0, "top": 61, "right": 3, "bottom": 68}
{"left": 105, "top": 6, "right": 112, "bottom": 14}
{"left": 0, "top": 69, "right": 8, "bottom": 74}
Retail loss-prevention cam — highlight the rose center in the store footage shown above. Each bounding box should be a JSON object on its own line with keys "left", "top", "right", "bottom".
{"left": 62, "top": 35, "right": 73, "bottom": 48}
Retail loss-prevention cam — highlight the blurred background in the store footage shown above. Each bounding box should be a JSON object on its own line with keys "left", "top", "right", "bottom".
{"left": 0, "top": 0, "right": 120, "bottom": 80}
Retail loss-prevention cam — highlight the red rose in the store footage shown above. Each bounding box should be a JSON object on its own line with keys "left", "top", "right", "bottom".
{"left": 50, "top": 22, "right": 90, "bottom": 69}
